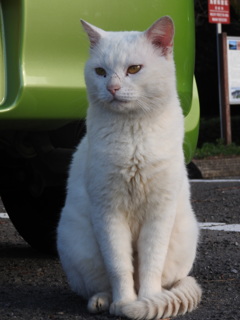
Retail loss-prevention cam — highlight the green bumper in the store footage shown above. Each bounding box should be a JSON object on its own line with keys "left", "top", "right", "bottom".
{"left": 0, "top": 0, "right": 199, "bottom": 161}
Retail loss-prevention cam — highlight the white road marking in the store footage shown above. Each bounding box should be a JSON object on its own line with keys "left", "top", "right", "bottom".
{"left": 199, "top": 222, "right": 240, "bottom": 232}
{"left": 0, "top": 212, "right": 9, "bottom": 219}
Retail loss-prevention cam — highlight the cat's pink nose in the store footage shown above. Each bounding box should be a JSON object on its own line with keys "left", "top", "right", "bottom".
{"left": 107, "top": 84, "right": 121, "bottom": 95}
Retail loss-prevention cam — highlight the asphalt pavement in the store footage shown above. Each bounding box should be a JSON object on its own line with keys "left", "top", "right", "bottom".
{"left": 0, "top": 180, "right": 239, "bottom": 320}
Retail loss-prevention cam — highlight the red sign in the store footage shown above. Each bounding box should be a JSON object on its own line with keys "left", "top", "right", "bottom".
{"left": 208, "top": 0, "right": 230, "bottom": 24}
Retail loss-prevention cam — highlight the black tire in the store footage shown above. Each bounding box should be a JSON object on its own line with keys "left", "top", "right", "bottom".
{"left": 1, "top": 185, "right": 66, "bottom": 253}
{"left": 187, "top": 161, "right": 203, "bottom": 179}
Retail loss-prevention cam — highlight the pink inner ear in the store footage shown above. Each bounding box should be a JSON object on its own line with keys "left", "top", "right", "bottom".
{"left": 146, "top": 16, "right": 174, "bottom": 53}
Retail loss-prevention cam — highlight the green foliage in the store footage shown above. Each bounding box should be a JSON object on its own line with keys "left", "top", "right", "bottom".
{"left": 194, "top": 139, "right": 240, "bottom": 159}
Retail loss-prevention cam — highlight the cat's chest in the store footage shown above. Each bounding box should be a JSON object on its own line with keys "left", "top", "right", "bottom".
{"left": 89, "top": 119, "right": 166, "bottom": 205}
{"left": 120, "top": 146, "right": 148, "bottom": 188}
{"left": 116, "top": 143, "right": 160, "bottom": 210}
{"left": 100, "top": 121, "right": 160, "bottom": 174}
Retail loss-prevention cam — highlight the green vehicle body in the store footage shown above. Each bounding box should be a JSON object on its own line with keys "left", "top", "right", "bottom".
{"left": 0, "top": 0, "right": 199, "bottom": 251}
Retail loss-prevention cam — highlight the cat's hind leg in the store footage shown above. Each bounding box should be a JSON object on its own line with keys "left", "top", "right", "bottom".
{"left": 57, "top": 202, "right": 112, "bottom": 308}
{"left": 161, "top": 178, "right": 200, "bottom": 288}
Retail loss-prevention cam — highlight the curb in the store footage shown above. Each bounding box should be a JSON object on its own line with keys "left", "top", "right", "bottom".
{"left": 193, "top": 156, "right": 240, "bottom": 179}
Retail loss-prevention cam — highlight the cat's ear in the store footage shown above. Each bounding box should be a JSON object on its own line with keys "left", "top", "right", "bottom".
{"left": 145, "top": 16, "right": 174, "bottom": 57}
{"left": 81, "top": 20, "right": 106, "bottom": 48}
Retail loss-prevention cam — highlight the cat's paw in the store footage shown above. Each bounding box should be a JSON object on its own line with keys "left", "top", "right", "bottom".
{"left": 87, "top": 292, "right": 112, "bottom": 313}
{"left": 110, "top": 296, "right": 137, "bottom": 317}
{"left": 110, "top": 300, "right": 127, "bottom": 316}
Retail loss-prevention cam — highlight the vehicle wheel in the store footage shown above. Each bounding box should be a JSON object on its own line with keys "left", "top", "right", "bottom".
{"left": 1, "top": 185, "right": 66, "bottom": 253}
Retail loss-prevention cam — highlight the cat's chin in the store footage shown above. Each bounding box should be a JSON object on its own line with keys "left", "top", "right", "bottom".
{"left": 106, "top": 99, "right": 138, "bottom": 114}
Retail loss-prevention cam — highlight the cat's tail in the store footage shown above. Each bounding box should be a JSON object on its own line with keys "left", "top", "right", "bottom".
{"left": 121, "top": 276, "right": 202, "bottom": 320}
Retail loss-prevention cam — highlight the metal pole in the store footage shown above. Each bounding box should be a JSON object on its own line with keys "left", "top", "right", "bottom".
{"left": 216, "top": 23, "right": 223, "bottom": 139}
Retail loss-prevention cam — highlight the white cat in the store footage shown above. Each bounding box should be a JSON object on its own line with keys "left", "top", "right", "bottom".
{"left": 57, "top": 16, "right": 202, "bottom": 320}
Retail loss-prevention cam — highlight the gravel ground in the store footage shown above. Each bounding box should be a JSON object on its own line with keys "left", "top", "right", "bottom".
{"left": 0, "top": 181, "right": 239, "bottom": 320}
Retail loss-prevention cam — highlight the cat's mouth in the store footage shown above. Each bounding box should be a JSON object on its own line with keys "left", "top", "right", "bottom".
{"left": 107, "top": 97, "right": 137, "bottom": 113}
{"left": 110, "top": 97, "right": 129, "bottom": 104}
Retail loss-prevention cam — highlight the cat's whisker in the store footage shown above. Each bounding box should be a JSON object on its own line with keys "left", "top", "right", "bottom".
{"left": 136, "top": 96, "right": 162, "bottom": 114}
{"left": 136, "top": 100, "right": 151, "bottom": 114}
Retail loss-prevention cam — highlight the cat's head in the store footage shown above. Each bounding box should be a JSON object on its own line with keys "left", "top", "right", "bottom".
{"left": 81, "top": 17, "right": 176, "bottom": 114}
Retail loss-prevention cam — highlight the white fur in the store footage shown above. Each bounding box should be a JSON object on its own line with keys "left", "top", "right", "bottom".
{"left": 57, "top": 17, "right": 201, "bottom": 319}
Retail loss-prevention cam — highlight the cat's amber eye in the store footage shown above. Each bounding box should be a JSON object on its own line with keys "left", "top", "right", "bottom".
{"left": 95, "top": 67, "right": 107, "bottom": 77}
{"left": 127, "top": 65, "right": 142, "bottom": 75}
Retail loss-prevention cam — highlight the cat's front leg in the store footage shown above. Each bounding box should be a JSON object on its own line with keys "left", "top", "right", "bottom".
{"left": 91, "top": 208, "right": 137, "bottom": 315}
{"left": 137, "top": 204, "right": 177, "bottom": 299}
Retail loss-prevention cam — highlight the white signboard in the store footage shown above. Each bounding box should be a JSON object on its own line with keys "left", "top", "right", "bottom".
{"left": 227, "top": 37, "right": 240, "bottom": 105}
